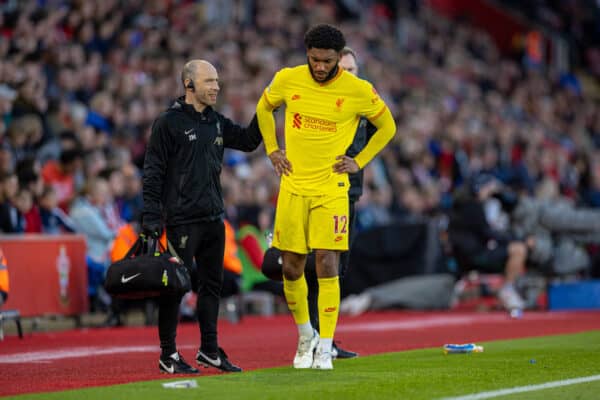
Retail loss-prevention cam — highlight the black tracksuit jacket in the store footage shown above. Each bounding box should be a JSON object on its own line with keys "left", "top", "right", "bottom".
{"left": 142, "top": 98, "right": 262, "bottom": 227}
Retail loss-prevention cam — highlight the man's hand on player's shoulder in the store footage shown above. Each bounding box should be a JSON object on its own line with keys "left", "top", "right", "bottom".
{"left": 268, "top": 149, "right": 292, "bottom": 176}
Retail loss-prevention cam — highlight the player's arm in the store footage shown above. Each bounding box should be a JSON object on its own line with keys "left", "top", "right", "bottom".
{"left": 256, "top": 71, "right": 292, "bottom": 176}
{"left": 353, "top": 107, "right": 395, "bottom": 168}
{"left": 333, "top": 108, "right": 395, "bottom": 174}
{"left": 256, "top": 93, "right": 278, "bottom": 155}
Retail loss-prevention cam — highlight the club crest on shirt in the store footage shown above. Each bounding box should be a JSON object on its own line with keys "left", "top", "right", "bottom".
{"left": 335, "top": 98, "right": 345, "bottom": 110}
{"left": 292, "top": 113, "right": 302, "bottom": 129}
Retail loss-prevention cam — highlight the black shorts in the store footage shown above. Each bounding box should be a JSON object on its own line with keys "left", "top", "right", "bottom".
{"left": 470, "top": 244, "right": 509, "bottom": 273}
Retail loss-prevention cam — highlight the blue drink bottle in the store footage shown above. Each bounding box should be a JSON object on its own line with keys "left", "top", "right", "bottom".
{"left": 443, "top": 343, "right": 484, "bottom": 354}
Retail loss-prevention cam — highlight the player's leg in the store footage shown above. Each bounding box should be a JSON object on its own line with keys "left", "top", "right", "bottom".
{"left": 333, "top": 198, "right": 359, "bottom": 358}
{"left": 272, "top": 189, "right": 317, "bottom": 368}
{"left": 309, "top": 194, "right": 349, "bottom": 369}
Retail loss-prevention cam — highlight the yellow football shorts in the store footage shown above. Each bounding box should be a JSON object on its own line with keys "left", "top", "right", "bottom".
{"left": 272, "top": 188, "right": 349, "bottom": 254}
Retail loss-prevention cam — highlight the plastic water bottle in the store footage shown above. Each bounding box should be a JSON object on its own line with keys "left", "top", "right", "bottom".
{"left": 265, "top": 231, "right": 273, "bottom": 247}
{"left": 56, "top": 245, "right": 71, "bottom": 303}
{"left": 443, "top": 343, "right": 484, "bottom": 354}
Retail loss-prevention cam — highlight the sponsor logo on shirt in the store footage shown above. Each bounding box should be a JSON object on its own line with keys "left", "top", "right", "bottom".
{"left": 291, "top": 113, "right": 336, "bottom": 132}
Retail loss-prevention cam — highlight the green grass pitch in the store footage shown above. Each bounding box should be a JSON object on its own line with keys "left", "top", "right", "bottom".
{"left": 8, "top": 331, "right": 600, "bottom": 400}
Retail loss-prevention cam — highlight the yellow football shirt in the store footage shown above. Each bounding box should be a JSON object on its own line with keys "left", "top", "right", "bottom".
{"left": 260, "top": 64, "right": 389, "bottom": 196}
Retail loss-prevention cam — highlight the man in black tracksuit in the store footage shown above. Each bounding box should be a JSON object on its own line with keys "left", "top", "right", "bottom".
{"left": 143, "top": 60, "right": 262, "bottom": 374}
{"left": 261, "top": 47, "right": 377, "bottom": 359}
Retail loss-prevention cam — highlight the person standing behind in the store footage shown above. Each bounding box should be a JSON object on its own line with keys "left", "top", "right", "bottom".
{"left": 142, "top": 59, "right": 262, "bottom": 374}
{"left": 256, "top": 25, "right": 396, "bottom": 370}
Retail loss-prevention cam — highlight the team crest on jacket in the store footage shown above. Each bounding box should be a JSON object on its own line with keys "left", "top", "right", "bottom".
{"left": 214, "top": 122, "right": 223, "bottom": 145}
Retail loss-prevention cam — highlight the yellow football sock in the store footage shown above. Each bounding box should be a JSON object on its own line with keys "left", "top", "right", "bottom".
{"left": 283, "top": 274, "right": 310, "bottom": 325}
{"left": 318, "top": 276, "right": 340, "bottom": 339}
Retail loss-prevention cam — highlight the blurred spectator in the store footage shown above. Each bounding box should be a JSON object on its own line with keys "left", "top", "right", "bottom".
{"left": 41, "top": 147, "right": 83, "bottom": 212}
{"left": 39, "top": 185, "right": 77, "bottom": 234}
{"left": 69, "top": 177, "right": 115, "bottom": 311}
{"left": 119, "top": 163, "right": 143, "bottom": 223}
{"left": 0, "top": 172, "right": 22, "bottom": 233}
{"left": 448, "top": 174, "right": 530, "bottom": 312}
{"left": 15, "top": 188, "right": 41, "bottom": 233}
{"left": 98, "top": 167, "right": 125, "bottom": 232}
{"left": 5, "top": 114, "right": 43, "bottom": 166}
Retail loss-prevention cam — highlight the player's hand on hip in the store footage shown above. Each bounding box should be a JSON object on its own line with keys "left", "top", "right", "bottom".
{"left": 333, "top": 155, "right": 359, "bottom": 173}
{"left": 268, "top": 149, "right": 292, "bottom": 176}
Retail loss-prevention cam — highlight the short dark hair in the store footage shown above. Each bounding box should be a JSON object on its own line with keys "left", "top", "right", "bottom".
{"left": 304, "top": 24, "right": 346, "bottom": 52}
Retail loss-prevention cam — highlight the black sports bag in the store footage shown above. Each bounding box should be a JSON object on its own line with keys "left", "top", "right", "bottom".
{"left": 104, "top": 236, "right": 191, "bottom": 299}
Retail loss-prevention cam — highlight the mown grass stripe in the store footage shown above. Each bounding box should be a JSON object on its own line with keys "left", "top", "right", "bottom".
{"left": 440, "top": 374, "right": 600, "bottom": 400}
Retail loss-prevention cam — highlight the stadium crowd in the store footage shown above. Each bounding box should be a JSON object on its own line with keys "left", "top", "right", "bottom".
{"left": 1, "top": 0, "right": 599, "bottom": 315}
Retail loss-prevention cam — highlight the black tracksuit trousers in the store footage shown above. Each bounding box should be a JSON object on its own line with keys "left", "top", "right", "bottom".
{"left": 159, "top": 220, "right": 225, "bottom": 357}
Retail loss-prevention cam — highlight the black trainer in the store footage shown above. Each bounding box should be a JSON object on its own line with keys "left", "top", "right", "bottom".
{"left": 159, "top": 352, "right": 200, "bottom": 374}
{"left": 196, "top": 347, "right": 242, "bottom": 372}
{"left": 332, "top": 341, "right": 358, "bottom": 359}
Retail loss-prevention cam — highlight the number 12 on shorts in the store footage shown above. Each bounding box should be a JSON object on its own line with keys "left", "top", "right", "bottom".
{"left": 333, "top": 215, "right": 348, "bottom": 234}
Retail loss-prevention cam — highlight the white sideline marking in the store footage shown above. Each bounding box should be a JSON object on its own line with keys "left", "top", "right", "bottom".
{"left": 337, "top": 315, "right": 479, "bottom": 332}
{"left": 337, "top": 312, "right": 572, "bottom": 333}
{"left": 0, "top": 344, "right": 196, "bottom": 363}
{"left": 440, "top": 374, "right": 600, "bottom": 400}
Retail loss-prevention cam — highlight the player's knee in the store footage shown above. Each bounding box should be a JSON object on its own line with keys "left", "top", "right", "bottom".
{"left": 282, "top": 252, "right": 307, "bottom": 280}
{"left": 282, "top": 264, "right": 304, "bottom": 280}
{"left": 315, "top": 250, "right": 339, "bottom": 278}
